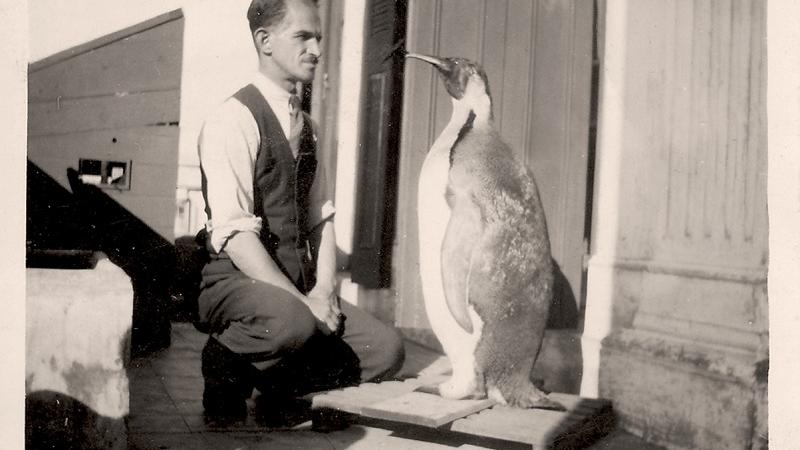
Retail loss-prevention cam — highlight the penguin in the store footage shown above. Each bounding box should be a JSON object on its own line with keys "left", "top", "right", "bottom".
{"left": 408, "top": 52, "right": 563, "bottom": 410}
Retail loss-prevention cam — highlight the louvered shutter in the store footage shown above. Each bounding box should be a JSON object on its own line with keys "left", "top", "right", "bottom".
{"left": 350, "top": 0, "right": 407, "bottom": 288}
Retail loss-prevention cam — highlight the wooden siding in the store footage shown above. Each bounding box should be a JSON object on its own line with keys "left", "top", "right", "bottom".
{"left": 395, "top": 0, "right": 594, "bottom": 333}
{"left": 28, "top": 17, "right": 183, "bottom": 102}
{"left": 28, "top": 91, "right": 180, "bottom": 136}
{"left": 27, "top": 12, "right": 184, "bottom": 241}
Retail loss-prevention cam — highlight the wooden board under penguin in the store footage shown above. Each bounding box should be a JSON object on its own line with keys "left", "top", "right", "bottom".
{"left": 408, "top": 52, "right": 563, "bottom": 410}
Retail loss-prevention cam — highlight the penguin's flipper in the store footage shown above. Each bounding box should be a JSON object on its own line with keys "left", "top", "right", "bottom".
{"left": 441, "top": 201, "right": 483, "bottom": 334}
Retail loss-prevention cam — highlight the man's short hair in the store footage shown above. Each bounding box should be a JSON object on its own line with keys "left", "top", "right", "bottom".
{"left": 247, "top": 0, "right": 318, "bottom": 34}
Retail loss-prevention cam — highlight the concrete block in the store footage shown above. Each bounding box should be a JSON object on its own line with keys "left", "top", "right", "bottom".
{"left": 600, "top": 329, "right": 762, "bottom": 450}
{"left": 26, "top": 254, "right": 133, "bottom": 449}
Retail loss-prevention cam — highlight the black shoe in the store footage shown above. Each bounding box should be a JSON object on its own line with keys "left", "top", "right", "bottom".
{"left": 252, "top": 392, "right": 312, "bottom": 428}
{"left": 311, "top": 408, "right": 352, "bottom": 432}
{"left": 273, "top": 334, "right": 361, "bottom": 396}
{"left": 201, "top": 337, "right": 254, "bottom": 421}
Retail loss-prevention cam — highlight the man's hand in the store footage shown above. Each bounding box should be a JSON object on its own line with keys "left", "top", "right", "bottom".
{"left": 305, "top": 289, "right": 343, "bottom": 336}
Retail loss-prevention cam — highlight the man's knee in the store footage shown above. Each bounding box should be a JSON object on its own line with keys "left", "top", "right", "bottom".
{"left": 274, "top": 300, "right": 317, "bottom": 351}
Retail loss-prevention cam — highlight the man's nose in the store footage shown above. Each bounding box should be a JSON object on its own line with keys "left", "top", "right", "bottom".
{"left": 307, "top": 39, "right": 321, "bottom": 58}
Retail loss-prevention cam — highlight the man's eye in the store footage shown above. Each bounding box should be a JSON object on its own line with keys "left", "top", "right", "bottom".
{"left": 296, "top": 33, "right": 322, "bottom": 42}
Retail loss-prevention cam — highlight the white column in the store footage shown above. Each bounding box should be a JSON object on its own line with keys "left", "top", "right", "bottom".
{"left": 579, "top": 0, "right": 628, "bottom": 398}
{"left": 333, "top": 0, "right": 366, "bottom": 258}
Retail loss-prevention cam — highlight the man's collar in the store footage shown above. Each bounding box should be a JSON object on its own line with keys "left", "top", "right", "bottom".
{"left": 252, "top": 72, "right": 295, "bottom": 107}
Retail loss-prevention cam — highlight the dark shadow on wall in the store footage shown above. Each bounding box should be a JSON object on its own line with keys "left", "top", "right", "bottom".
{"left": 26, "top": 161, "right": 173, "bottom": 356}
{"left": 26, "top": 390, "right": 127, "bottom": 450}
{"left": 26, "top": 161, "right": 93, "bottom": 252}
{"left": 547, "top": 259, "right": 580, "bottom": 330}
{"left": 536, "top": 259, "right": 583, "bottom": 394}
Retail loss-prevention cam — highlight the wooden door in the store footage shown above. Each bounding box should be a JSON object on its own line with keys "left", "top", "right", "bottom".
{"left": 394, "top": 0, "right": 594, "bottom": 342}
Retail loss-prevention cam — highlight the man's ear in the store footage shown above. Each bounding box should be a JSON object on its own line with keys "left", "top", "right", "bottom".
{"left": 253, "top": 27, "right": 271, "bottom": 55}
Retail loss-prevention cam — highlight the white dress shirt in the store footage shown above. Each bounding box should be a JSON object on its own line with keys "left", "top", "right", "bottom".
{"left": 199, "top": 72, "right": 335, "bottom": 253}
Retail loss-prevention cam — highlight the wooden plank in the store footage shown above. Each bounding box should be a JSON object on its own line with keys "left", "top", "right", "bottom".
{"left": 311, "top": 336, "right": 452, "bottom": 415}
{"left": 95, "top": 193, "right": 177, "bottom": 235}
{"left": 29, "top": 145, "right": 178, "bottom": 242}
{"left": 556, "top": 1, "right": 594, "bottom": 310}
{"left": 28, "top": 90, "right": 180, "bottom": 136}
{"left": 310, "top": 339, "right": 613, "bottom": 447}
{"left": 498, "top": 0, "right": 535, "bottom": 156}
{"left": 310, "top": 380, "right": 421, "bottom": 415}
{"left": 451, "top": 394, "right": 613, "bottom": 447}
{"left": 361, "top": 391, "right": 495, "bottom": 428}
{"left": 480, "top": 0, "right": 508, "bottom": 112}
{"left": 310, "top": 0, "right": 342, "bottom": 201}
{"left": 439, "top": 0, "right": 482, "bottom": 60}
{"left": 28, "top": 126, "right": 179, "bottom": 167}
{"left": 29, "top": 156, "right": 178, "bottom": 200}
{"left": 394, "top": 0, "right": 440, "bottom": 332}
{"left": 453, "top": 408, "right": 566, "bottom": 445}
{"left": 29, "top": 18, "right": 183, "bottom": 101}
{"left": 528, "top": 1, "right": 575, "bottom": 269}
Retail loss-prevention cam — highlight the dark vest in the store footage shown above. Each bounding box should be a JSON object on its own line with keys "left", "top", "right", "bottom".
{"left": 201, "top": 84, "right": 318, "bottom": 293}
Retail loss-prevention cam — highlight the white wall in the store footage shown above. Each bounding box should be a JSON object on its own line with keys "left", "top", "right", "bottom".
{"left": 178, "top": 0, "right": 256, "bottom": 171}
{"left": 175, "top": 0, "right": 256, "bottom": 236}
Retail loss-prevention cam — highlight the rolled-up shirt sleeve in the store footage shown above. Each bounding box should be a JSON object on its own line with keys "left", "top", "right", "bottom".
{"left": 199, "top": 100, "right": 262, "bottom": 253}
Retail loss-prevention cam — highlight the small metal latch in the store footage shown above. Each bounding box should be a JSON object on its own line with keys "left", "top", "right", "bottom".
{"left": 582, "top": 237, "right": 591, "bottom": 270}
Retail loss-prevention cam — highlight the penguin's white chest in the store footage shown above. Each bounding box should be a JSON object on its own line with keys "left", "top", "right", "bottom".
{"left": 417, "top": 106, "right": 480, "bottom": 357}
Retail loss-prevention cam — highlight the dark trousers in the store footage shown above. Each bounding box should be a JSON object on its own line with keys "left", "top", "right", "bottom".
{"left": 197, "top": 260, "right": 405, "bottom": 393}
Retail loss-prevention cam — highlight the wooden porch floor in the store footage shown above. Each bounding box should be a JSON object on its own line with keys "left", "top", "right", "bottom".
{"left": 128, "top": 322, "right": 663, "bottom": 449}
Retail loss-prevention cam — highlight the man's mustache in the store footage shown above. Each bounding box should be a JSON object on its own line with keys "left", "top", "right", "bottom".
{"left": 303, "top": 56, "right": 319, "bottom": 65}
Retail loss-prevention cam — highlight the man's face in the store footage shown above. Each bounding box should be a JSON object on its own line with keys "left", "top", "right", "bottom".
{"left": 267, "top": 0, "right": 322, "bottom": 84}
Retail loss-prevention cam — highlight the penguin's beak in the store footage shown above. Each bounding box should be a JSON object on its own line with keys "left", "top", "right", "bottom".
{"left": 406, "top": 53, "right": 449, "bottom": 73}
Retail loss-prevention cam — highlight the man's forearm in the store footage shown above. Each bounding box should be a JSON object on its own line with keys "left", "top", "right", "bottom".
{"left": 311, "top": 219, "right": 337, "bottom": 295}
{"left": 306, "top": 218, "right": 342, "bottom": 334}
{"left": 224, "top": 231, "right": 305, "bottom": 299}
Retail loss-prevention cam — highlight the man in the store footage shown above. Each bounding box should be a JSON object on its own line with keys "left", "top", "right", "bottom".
{"left": 196, "top": 0, "right": 404, "bottom": 419}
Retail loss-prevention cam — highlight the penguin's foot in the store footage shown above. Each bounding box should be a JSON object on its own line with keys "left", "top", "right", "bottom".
{"left": 498, "top": 382, "right": 566, "bottom": 411}
{"left": 438, "top": 374, "right": 480, "bottom": 400}
{"left": 526, "top": 394, "right": 566, "bottom": 411}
